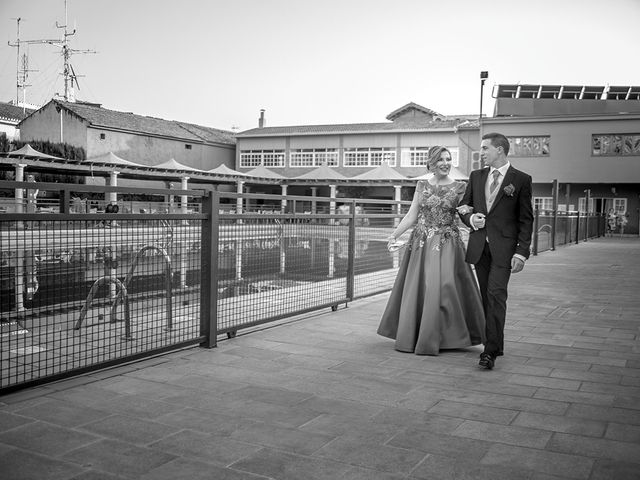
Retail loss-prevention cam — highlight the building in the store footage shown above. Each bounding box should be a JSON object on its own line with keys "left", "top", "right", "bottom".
{"left": 484, "top": 84, "right": 640, "bottom": 234}
{"left": 236, "top": 102, "right": 477, "bottom": 200}
{"left": 0, "top": 101, "right": 35, "bottom": 142}
{"left": 17, "top": 99, "right": 236, "bottom": 171}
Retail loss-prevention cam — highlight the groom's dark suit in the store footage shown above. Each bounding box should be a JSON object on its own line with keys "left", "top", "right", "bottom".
{"left": 460, "top": 165, "right": 533, "bottom": 359}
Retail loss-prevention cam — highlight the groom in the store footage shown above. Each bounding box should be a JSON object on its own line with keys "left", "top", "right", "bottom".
{"left": 460, "top": 132, "right": 533, "bottom": 370}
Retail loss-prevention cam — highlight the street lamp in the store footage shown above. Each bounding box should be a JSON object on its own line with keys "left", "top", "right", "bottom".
{"left": 479, "top": 71, "right": 489, "bottom": 142}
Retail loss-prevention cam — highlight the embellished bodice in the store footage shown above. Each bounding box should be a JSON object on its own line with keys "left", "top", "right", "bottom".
{"left": 412, "top": 180, "right": 466, "bottom": 249}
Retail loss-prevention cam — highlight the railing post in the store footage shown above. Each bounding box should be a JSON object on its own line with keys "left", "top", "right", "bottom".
{"left": 200, "top": 191, "right": 219, "bottom": 348}
{"left": 551, "top": 208, "right": 557, "bottom": 251}
{"left": 532, "top": 207, "right": 539, "bottom": 256}
{"left": 59, "top": 188, "right": 70, "bottom": 214}
{"left": 346, "top": 200, "right": 357, "bottom": 301}
{"left": 575, "top": 211, "right": 580, "bottom": 244}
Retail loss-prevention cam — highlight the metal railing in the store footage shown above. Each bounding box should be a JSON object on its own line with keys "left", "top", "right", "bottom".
{"left": 0, "top": 180, "right": 606, "bottom": 393}
{"left": 531, "top": 209, "right": 605, "bottom": 255}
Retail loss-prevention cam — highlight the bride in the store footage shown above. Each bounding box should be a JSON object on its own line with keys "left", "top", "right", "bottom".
{"left": 377, "top": 146, "right": 485, "bottom": 355}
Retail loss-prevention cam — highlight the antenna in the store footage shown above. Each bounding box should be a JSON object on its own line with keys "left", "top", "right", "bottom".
{"left": 55, "top": 0, "right": 96, "bottom": 102}
{"left": 7, "top": 17, "right": 58, "bottom": 110}
{"left": 8, "top": 0, "right": 97, "bottom": 106}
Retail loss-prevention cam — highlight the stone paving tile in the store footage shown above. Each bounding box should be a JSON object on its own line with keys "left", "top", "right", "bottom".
{"left": 452, "top": 419, "right": 552, "bottom": 448}
{"left": 0, "top": 448, "right": 84, "bottom": 480}
{"left": 63, "top": 438, "right": 177, "bottom": 477}
{"left": 11, "top": 398, "right": 111, "bottom": 428}
{"left": 588, "top": 459, "right": 640, "bottom": 480}
{"left": 153, "top": 407, "right": 260, "bottom": 436}
{"left": 565, "top": 403, "right": 640, "bottom": 425}
{"left": 299, "top": 413, "right": 402, "bottom": 442}
{"left": 314, "top": 433, "right": 427, "bottom": 475}
{"left": 480, "top": 444, "right": 593, "bottom": 479}
{"left": 512, "top": 411, "right": 606, "bottom": 437}
{"left": 481, "top": 394, "right": 568, "bottom": 415}
{"left": 139, "top": 457, "right": 270, "bottom": 480}
{"left": 149, "top": 429, "right": 262, "bottom": 465}
{"left": 0, "top": 409, "right": 36, "bottom": 432}
{"left": 96, "top": 375, "right": 189, "bottom": 399}
{"left": 295, "top": 395, "right": 385, "bottom": 420}
{"left": 427, "top": 400, "right": 519, "bottom": 425}
{"left": 612, "top": 395, "right": 640, "bottom": 410}
{"left": 220, "top": 385, "right": 314, "bottom": 407}
{"left": 0, "top": 421, "right": 99, "bottom": 457}
{"left": 546, "top": 432, "right": 640, "bottom": 464}
{"left": 70, "top": 470, "right": 130, "bottom": 480}
{"left": 548, "top": 368, "right": 622, "bottom": 384}
{"left": 533, "top": 387, "right": 615, "bottom": 406}
{"left": 371, "top": 408, "right": 464, "bottom": 434}
{"left": 579, "top": 381, "right": 640, "bottom": 397}
{"left": 604, "top": 422, "right": 640, "bottom": 443}
{"left": 409, "top": 453, "right": 535, "bottom": 480}
{"left": 230, "top": 421, "right": 336, "bottom": 455}
{"left": 389, "top": 426, "right": 492, "bottom": 462}
{"left": 230, "top": 447, "right": 357, "bottom": 479}
{"left": 79, "top": 413, "right": 181, "bottom": 445}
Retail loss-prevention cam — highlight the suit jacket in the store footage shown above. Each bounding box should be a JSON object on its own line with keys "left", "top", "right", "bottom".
{"left": 460, "top": 165, "right": 534, "bottom": 268}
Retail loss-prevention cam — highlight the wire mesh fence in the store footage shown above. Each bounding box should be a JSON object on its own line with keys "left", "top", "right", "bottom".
{"left": 532, "top": 210, "right": 605, "bottom": 254}
{"left": 1, "top": 181, "right": 607, "bottom": 393}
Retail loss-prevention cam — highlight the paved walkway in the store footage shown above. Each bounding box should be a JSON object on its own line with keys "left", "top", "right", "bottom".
{"left": 1, "top": 237, "right": 639, "bottom": 480}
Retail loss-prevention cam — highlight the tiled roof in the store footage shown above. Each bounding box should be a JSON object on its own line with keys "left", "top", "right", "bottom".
{"left": 237, "top": 119, "right": 463, "bottom": 137}
{"left": 0, "top": 102, "right": 35, "bottom": 122}
{"left": 51, "top": 100, "right": 236, "bottom": 145}
{"left": 386, "top": 102, "right": 442, "bottom": 121}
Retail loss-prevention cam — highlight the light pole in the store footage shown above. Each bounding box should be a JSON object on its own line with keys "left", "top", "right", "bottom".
{"left": 479, "top": 71, "right": 489, "bottom": 143}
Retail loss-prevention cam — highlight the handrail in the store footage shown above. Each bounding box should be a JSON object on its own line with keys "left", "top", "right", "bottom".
{"left": 113, "top": 245, "right": 173, "bottom": 331}
{"left": 74, "top": 276, "right": 132, "bottom": 339}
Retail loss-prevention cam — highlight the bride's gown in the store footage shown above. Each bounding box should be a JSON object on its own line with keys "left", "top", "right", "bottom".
{"left": 377, "top": 180, "right": 485, "bottom": 355}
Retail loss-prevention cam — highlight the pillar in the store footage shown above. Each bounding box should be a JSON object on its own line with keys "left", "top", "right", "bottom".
{"left": 108, "top": 171, "right": 120, "bottom": 205}
{"left": 394, "top": 185, "right": 402, "bottom": 228}
{"left": 180, "top": 176, "right": 190, "bottom": 214}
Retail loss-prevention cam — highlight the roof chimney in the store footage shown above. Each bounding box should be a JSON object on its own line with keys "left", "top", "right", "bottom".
{"left": 258, "top": 109, "right": 266, "bottom": 128}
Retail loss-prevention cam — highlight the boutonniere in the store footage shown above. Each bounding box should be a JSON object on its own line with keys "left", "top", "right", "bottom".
{"left": 503, "top": 184, "right": 516, "bottom": 197}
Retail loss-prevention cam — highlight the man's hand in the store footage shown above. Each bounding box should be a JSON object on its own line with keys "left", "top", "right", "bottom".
{"left": 511, "top": 256, "right": 525, "bottom": 273}
{"left": 471, "top": 213, "right": 486, "bottom": 230}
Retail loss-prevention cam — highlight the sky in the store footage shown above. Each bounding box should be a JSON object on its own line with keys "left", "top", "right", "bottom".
{"left": 1, "top": 0, "right": 639, "bottom": 132}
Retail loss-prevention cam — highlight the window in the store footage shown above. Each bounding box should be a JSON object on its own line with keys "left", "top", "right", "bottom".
{"left": 185, "top": 144, "right": 192, "bottom": 150}
{"left": 239, "top": 150, "right": 285, "bottom": 168}
{"left": 409, "top": 147, "right": 430, "bottom": 167}
{"left": 578, "top": 197, "right": 595, "bottom": 213}
{"left": 508, "top": 136, "right": 550, "bottom": 156}
{"left": 404, "top": 147, "right": 459, "bottom": 167}
{"left": 613, "top": 198, "right": 627, "bottom": 213}
{"left": 99, "top": 133, "right": 106, "bottom": 140}
{"left": 592, "top": 134, "right": 640, "bottom": 156}
{"left": 344, "top": 147, "right": 396, "bottom": 167}
{"left": 290, "top": 148, "right": 338, "bottom": 167}
{"left": 533, "top": 197, "right": 554, "bottom": 211}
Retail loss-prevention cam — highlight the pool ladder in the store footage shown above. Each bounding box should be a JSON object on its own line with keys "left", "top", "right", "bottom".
{"left": 74, "top": 245, "right": 173, "bottom": 339}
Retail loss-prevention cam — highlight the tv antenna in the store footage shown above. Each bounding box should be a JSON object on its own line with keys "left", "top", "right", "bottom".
{"left": 7, "top": 0, "right": 97, "bottom": 107}
{"left": 54, "top": 0, "right": 97, "bottom": 102}
{"left": 7, "top": 17, "right": 58, "bottom": 111}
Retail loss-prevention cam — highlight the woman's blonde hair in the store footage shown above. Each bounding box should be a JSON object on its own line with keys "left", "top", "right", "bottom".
{"left": 427, "top": 146, "right": 451, "bottom": 171}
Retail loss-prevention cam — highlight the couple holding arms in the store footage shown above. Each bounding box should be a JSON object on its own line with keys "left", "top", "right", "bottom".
{"left": 378, "top": 132, "right": 534, "bottom": 370}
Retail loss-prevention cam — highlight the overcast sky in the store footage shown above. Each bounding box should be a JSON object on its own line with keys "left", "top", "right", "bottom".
{"left": 1, "top": 0, "right": 638, "bottom": 132}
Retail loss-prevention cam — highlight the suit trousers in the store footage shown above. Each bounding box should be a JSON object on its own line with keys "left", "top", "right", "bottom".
{"left": 475, "top": 242, "right": 511, "bottom": 357}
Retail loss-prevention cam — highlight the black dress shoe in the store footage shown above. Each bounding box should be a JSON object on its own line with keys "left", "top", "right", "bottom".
{"left": 479, "top": 353, "right": 494, "bottom": 370}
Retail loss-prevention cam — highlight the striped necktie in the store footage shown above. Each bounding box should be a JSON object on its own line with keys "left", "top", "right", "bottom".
{"left": 490, "top": 170, "right": 501, "bottom": 193}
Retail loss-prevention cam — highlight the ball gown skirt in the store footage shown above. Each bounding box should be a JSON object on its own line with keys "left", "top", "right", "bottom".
{"left": 377, "top": 232, "right": 485, "bottom": 355}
